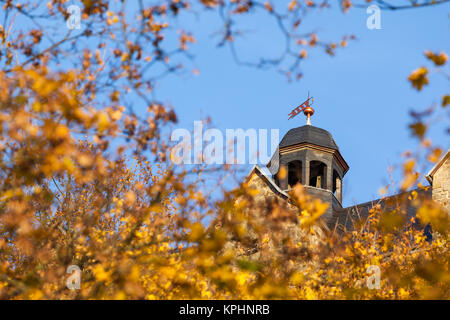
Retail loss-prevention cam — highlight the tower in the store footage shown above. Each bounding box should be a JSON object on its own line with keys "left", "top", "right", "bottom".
{"left": 268, "top": 105, "right": 349, "bottom": 226}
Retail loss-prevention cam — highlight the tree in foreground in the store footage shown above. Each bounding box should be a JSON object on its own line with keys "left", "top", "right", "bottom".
{"left": 0, "top": 0, "right": 448, "bottom": 299}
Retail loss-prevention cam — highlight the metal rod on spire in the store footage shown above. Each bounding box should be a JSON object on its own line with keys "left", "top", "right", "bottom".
{"left": 303, "top": 98, "right": 314, "bottom": 125}
{"left": 306, "top": 113, "right": 311, "bottom": 125}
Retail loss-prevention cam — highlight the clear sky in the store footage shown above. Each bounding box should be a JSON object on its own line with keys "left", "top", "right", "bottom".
{"left": 150, "top": 3, "right": 449, "bottom": 207}
{"left": 10, "top": 2, "right": 448, "bottom": 207}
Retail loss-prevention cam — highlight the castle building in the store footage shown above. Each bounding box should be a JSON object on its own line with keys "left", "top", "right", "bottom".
{"left": 246, "top": 109, "right": 449, "bottom": 233}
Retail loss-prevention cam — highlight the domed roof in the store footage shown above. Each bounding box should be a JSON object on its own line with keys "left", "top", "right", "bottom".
{"left": 279, "top": 125, "right": 338, "bottom": 150}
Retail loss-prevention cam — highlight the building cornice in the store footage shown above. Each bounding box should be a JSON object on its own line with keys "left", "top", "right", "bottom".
{"left": 279, "top": 142, "right": 349, "bottom": 176}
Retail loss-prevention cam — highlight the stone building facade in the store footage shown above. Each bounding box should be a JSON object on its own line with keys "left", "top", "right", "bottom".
{"left": 247, "top": 123, "right": 450, "bottom": 231}
{"left": 426, "top": 151, "right": 450, "bottom": 213}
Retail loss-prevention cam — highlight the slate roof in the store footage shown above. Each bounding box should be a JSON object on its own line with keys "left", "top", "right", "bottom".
{"left": 279, "top": 125, "right": 339, "bottom": 150}
{"left": 336, "top": 188, "right": 432, "bottom": 233}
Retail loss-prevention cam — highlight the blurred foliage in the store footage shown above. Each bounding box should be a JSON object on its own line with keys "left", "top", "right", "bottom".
{"left": 0, "top": 0, "right": 448, "bottom": 300}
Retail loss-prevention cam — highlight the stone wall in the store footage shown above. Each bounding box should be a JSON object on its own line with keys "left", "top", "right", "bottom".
{"left": 432, "top": 155, "right": 450, "bottom": 213}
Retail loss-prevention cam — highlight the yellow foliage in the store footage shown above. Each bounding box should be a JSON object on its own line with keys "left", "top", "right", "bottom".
{"left": 0, "top": 1, "right": 447, "bottom": 302}
{"left": 424, "top": 50, "right": 448, "bottom": 66}
{"left": 408, "top": 67, "right": 429, "bottom": 91}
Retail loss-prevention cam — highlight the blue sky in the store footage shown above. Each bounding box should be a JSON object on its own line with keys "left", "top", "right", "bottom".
{"left": 151, "top": 3, "right": 449, "bottom": 207}
{"left": 7, "top": 2, "right": 448, "bottom": 207}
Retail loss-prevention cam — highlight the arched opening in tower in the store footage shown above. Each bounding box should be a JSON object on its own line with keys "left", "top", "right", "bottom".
{"left": 333, "top": 170, "right": 342, "bottom": 202}
{"left": 288, "top": 160, "right": 302, "bottom": 188}
{"left": 309, "top": 161, "right": 326, "bottom": 189}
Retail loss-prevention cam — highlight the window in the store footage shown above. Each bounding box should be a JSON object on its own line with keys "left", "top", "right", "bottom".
{"left": 309, "top": 161, "right": 326, "bottom": 189}
{"left": 288, "top": 160, "right": 302, "bottom": 188}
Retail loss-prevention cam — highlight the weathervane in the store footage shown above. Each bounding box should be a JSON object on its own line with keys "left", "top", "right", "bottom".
{"left": 288, "top": 92, "right": 315, "bottom": 125}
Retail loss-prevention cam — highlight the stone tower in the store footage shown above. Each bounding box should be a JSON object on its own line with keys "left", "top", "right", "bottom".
{"left": 267, "top": 125, "right": 349, "bottom": 226}
{"left": 426, "top": 150, "right": 450, "bottom": 213}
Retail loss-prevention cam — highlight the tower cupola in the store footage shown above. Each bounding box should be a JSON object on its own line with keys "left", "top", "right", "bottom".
{"left": 268, "top": 124, "right": 349, "bottom": 207}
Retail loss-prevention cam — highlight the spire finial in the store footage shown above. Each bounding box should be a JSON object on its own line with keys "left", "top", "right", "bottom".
{"left": 303, "top": 92, "right": 314, "bottom": 125}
